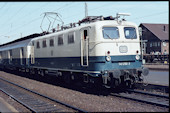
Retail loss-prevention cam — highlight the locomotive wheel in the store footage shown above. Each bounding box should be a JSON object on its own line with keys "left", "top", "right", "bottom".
{"left": 109, "top": 76, "right": 120, "bottom": 88}
{"left": 124, "top": 80, "right": 132, "bottom": 88}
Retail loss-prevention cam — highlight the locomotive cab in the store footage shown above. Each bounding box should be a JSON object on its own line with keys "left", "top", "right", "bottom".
{"left": 86, "top": 19, "right": 149, "bottom": 88}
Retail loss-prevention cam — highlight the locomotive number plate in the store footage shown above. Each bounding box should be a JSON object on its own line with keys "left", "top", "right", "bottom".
{"left": 119, "top": 62, "right": 130, "bottom": 65}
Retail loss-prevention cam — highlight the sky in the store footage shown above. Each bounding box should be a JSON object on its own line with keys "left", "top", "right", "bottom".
{"left": 0, "top": 1, "right": 169, "bottom": 45}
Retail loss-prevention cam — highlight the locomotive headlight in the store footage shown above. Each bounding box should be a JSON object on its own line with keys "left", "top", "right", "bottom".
{"left": 106, "top": 56, "right": 111, "bottom": 62}
{"left": 135, "top": 54, "right": 140, "bottom": 60}
{"left": 106, "top": 51, "right": 111, "bottom": 62}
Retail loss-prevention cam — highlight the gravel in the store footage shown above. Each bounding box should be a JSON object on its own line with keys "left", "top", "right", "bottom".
{"left": 0, "top": 71, "right": 168, "bottom": 112}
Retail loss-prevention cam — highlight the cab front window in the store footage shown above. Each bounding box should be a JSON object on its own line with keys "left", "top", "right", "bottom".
{"left": 102, "top": 27, "right": 119, "bottom": 39}
{"left": 124, "top": 27, "right": 137, "bottom": 39}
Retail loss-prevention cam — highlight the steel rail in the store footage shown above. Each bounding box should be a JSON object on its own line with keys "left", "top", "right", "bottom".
{"left": 110, "top": 89, "right": 169, "bottom": 108}
{"left": 0, "top": 89, "right": 37, "bottom": 112}
{"left": 126, "top": 89, "right": 169, "bottom": 99}
{"left": 0, "top": 77, "right": 87, "bottom": 112}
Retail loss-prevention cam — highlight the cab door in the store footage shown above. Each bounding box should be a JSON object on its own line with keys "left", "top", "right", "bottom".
{"left": 80, "top": 28, "right": 90, "bottom": 67}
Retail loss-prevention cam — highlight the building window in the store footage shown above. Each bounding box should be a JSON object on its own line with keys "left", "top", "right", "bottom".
{"left": 68, "top": 33, "right": 74, "bottom": 44}
{"left": 42, "top": 40, "right": 47, "bottom": 48}
{"left": 150, "top": 42, "right": 152, "bottom": 47}
{"left": 163, "top": 42, "right": 167, "bottom": 46}
{"left": 49, "top": 39, "right": 54, "bottom": 47}
{"left": 158, "top": 42, "right": 160, "bottom": 47}
{"left": 36, "top": 41, "right": 40, "bottom": 48}
{"left": 58, "top": 35, "right": 63, "bottom": 45}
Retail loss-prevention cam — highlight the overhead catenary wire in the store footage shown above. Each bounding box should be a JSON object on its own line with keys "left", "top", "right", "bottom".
{"left": 0, "top": 2, "right": 11, "bottom": 20}
{"left": 0, "top": 2, "right": 168, "bottom": 44}
{"left": 0, "top": 2, "right": 7, "bottom": 10}
{"left": 14, "top": 2, "right": 75, "bottom": 27}
{"left": 1, "top": 2, "right": 53, "bottom": 33}
{"left": 0, "top": 2, "right": 73, "bottom": 38}
{"left": 129, "top": 11, "right": 168, "bottom": 20}
{"left": 1, "top": 2, "right": 29, "bottom": 28}
{"left": 0, "top": 16, "right": 42, "bottom": 39}
{"left": 14, "top": 2, "right": 51, "bottom": 22}
{"left": 52, "top": 2, "right": 75, "bottom": 12}
{"left": 0, "top": 2, "right": 75, "bottom": 38}
{"left": 62, "top": 2, "right": 112, "bottom": 21}
{"left": 3, "top": 2, "right": 73, "bottom": 33}
{"left": 89, "top": 2, "right": 161, "bottom": 15}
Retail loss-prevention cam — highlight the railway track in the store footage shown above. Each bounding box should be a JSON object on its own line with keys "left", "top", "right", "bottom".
{"left": 135, "top": 82, "right": 169, "bottom": 94}
{"left": 0, "top": 77, "right": 87, "bottom": 112}
{"left": 110, "top": 89, "right": 169, "bottom": 108}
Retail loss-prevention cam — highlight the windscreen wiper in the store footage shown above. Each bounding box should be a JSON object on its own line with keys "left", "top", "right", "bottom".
{"left": 104, "top": 32, "right": 112, "bottom": 39}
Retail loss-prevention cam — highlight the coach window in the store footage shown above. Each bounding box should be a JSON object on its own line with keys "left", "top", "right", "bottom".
{"left": 124, "top": 27, "right": 137, "bottom": 39}
{"left": 0, "top": 52, "right": 2, "bottom": 61}
{"left": 49, "top": 38, "right": 54, "bottom": 47}
{"left": 32, "top": 41, "right": 34, "bottom": 46}
{"left": 68, "top": 33, "right": 74, "bottom": 44}
{"left": 9, "top": 50, "right": 12, "bottom": 63}
{"left": 36, "top": 41, "right": 40, "bottom": 49}
{"left": 102, "top": 27, "right": 119, "bottom": 39}
{"left": 20, "top": 48, "right": 24, "bottom": 65}
{"left": 58, "top": 35, "right": 64, "bottom": 46}
{"left": 42, "top": 40, "right": 47, "bottom": 48}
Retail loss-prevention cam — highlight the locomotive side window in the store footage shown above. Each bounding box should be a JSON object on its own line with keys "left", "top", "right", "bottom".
{"left": 84, "top": 30, "right": 88, "bottom": 40}
{"left": 36, "top": 41, "right": 40, "bottom": 49}
{"left": 49, "top": 38, "right": 54, "bottom": 47}
{"left": 58, "top": 35, "right": 64, "bottom": 46}
{"left": 102, "top": 27, "right": 119, "bottom": 39}
{"left": 124, "top": 27, "right": 137, "bottom": 39}
{"left": 42, "top": 40, "right": 47, "bottom": 48}
{"left": 68, "top": 32, "right": 74, "bottom": 44}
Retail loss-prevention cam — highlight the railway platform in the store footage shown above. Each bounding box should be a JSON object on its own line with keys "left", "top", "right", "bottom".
{"left": 0, "top": 97, "right": 18, "bottom": 112}
{"left": 143, "top": 63, "right": 169, "bottom": 71}
{"left": 141, "top": 69, "right": 169, "bottom": 86}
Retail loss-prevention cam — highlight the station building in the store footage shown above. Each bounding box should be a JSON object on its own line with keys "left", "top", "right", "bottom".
{"left": 139, "top": 23, "right": 169, "bottom": 55}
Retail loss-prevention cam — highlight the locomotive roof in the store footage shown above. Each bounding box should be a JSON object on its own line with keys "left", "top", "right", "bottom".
{"left": 0, "top": 19, "right": 137, "bottom": 50}
{"left": 31, "top": 20, "right": 138, "bottom": 41}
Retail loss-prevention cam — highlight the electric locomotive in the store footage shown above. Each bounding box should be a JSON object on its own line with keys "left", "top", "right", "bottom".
{"left": 0, "top": 13, "right": 149, "bottom": 88}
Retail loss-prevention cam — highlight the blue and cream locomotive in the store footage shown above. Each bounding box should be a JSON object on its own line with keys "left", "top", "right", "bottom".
{"left": 0, "top": 14, "right": 149, "bottom": 88}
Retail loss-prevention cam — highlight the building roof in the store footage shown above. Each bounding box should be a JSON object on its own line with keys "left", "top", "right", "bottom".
{"left": 140, "top": 23, "right": 169, "bottom": 40}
